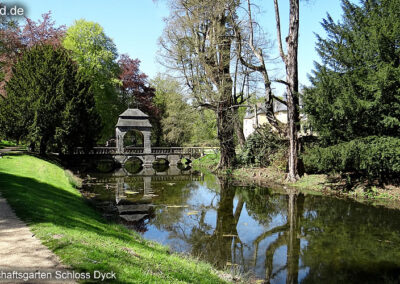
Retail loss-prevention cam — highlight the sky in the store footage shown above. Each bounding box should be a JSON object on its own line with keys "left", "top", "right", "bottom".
{"left": 6, "top": 0, "right": 347, "bottom": 96}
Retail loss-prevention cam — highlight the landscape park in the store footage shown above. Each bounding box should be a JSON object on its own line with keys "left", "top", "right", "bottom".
{"left": 0, "top": 0, "right": 400, "bottom": 283}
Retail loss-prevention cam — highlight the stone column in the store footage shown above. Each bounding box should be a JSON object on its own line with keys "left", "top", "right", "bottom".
{"left": 116, "top": 128, "right": 125, "bottom": 154}
{"left": 168, "top": 155, "right": 181, "bottom": 166}
{"left": 143, "top": 130, "right": 151, "bottom": 154}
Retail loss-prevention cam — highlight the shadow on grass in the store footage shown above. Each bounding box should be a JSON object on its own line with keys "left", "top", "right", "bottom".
{"left": 0, "top": 172, "right": 153, "bottom": 245}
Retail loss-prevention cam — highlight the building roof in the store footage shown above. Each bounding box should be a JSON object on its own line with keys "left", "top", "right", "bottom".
{"left": 116, "top": 119, "right": 152, "bottom": 128}
{"left": 244, "top": 101, "right": 287, "bottom": 119}
{"left": 119, "top": 108, "right": 149, "bottom": 118}
{"left": 116, "top": 108, "right": 152, "bottom": 128}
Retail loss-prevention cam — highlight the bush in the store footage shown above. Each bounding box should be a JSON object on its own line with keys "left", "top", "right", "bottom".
{"left": 239, "top": 125, "right": 287, "bottom": 167}
{"left": 303, "top": 136, "right": 400, "bottom": 181}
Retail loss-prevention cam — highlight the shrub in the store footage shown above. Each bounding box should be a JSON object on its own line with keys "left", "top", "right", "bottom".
{"left": 239, "top": 125, "right": 287, "bottom": 167}
{"left": 303, "top": 136, "right": 400, "bottom": 181}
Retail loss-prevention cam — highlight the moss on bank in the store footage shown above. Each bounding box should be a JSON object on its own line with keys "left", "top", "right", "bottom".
{"left": 0, "top": 154, "right": 229, "bottom": 283}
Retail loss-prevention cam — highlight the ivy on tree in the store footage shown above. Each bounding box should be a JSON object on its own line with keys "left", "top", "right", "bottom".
{"left": 0, "top": 44, "right": 101, "bottom": 155}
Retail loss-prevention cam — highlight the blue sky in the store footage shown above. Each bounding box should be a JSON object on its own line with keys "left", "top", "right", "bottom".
{"left": 9, "top": 0, "right": 346, "bottom": 95}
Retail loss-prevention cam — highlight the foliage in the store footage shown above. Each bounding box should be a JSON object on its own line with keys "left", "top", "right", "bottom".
{"left": 239, "top": 124, "right": 287, "bottom": 168}
{"left": 0, "top": 139, "right": 16, "bottom": 149}
{"left": 191, "top": 109, "right": 218, "bottom": 146}
{"left": 0, "top": 12, "right": 65, "bottom": 97}
{"left": 0, "top": 44, "right": 100, "bottom": 154}
{"left": 303, "top": 0, "right": 400, "bottom": 145}
{"left": 152, "top": 75, "right": 194, "bottom": 146}
{"left": 152, "top": 75, "right": 218, "bottom": 146}
{"left": 192, "top": 153, "right": 221, "bottom": 169}
{"left": 303, "top": 136, "right": 400, "bottom": 181}
{"left": 0, "top": 154, "right": 227, "bottom": 283}
{"left": 63, "top": 19, "right": 121, "bottom": 142}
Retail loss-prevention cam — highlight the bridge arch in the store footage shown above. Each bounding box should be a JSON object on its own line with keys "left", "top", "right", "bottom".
{"left": 124, "top": 157, "right": 144, "bottom": 174}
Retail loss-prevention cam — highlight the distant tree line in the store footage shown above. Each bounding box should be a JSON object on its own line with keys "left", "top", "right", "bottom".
{"left": 0, "top": 12, "right": 219, "bottom": 154}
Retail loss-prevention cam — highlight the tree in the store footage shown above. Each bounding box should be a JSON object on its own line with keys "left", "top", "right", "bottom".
{"left": 0, "top": 12, "right": 65, "bottom": 97}
{"left": 234, "top": 0, "right": 284, "bottom": 136}
{"left": 152, "top": 75, "right": 196, "bottom": 146}
{"left": 63, "top": 19, "right": 121, "bottom": 142}
{"left": 118, "top": 54, "right": 162, "bottom": 145}
{"left": 303, "top": 0, "right": 400, "bottom": 145}
{"left": 0, "top": 44, "right": 101, "bottom": 154}
{"left": 273, "top": 0, "right": 302, "bottom": 181}
{"left": 160, "top": 0, "right": 242, "bottom": 168}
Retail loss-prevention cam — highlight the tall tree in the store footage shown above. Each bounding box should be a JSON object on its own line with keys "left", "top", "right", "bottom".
{"left": 273, "top": 0, "right": 301, "bottom": 181}
{"left": 63, "top": 19, "right": 120, "bottom": 142}
{"left": 303, "top": 0, "right": 400, "bottom": 145}
{"left": 160, "top": 0, "right": 241, "bottom": 168}
{"left": 0, "top": 44, "right": 100, "bottom": 154}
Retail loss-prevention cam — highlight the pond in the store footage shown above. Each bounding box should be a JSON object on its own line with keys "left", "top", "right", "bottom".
{"left": 81, "top": 165, "right": 400, "bottom": 283}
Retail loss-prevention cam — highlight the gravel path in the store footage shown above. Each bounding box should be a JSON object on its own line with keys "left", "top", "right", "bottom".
{"left": 0, "top": 194, "right": 74, "bottom": 283}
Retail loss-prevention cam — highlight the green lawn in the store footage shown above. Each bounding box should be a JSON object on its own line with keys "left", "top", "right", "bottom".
{"left": 0, "top": 155, "right": 228, "bottom": 283}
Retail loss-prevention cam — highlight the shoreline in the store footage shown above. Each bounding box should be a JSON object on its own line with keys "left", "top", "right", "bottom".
{"left": 193, "top": 162, "right": 400, "bottom": 210}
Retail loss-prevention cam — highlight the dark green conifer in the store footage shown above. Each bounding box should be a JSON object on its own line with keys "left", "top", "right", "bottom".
{"left": 303, "top": 0, "right": 400, "bottom": 145}
{"left": 0, "top": 44, "right": 101, "bottom": 154}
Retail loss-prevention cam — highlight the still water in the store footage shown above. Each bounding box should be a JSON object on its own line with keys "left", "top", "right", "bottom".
{"left": 82, "top": 165, "right": 400, "bottom": 283}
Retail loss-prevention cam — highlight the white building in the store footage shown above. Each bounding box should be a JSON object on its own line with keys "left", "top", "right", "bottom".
{"left": 243, "top": 101, "right": 311, "bottom": 139}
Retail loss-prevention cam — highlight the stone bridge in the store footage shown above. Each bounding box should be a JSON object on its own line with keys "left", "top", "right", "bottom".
{"left": 73, "top": 108, "right": 219, "bottom": 167}
{"left": 73, "top": 146, "right": 218, "bottom": 167}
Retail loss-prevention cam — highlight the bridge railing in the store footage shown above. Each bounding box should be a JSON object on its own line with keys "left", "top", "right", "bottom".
{"left": 73, "top": 146, "right": 219, "bottom": 156}
{"left": 73, "top": 147, "right": 117, "bottom": 155}
{"left": 124, "top": 147, "right": 144, "bottom": 154}
{"left": 151, "top": 147, "right": 219, "bottom": 156}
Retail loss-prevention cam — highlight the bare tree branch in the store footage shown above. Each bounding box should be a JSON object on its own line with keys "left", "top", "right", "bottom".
{"left": 273, "top": 0, "right": 287, "bottom": 64}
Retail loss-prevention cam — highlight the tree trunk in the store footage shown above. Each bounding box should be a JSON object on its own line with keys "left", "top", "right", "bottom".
{"left": 217, "top": 102, "right": 236, "bottom": 169}
{"left": 233, "top": 106, "right": 246, "bottom": 148}
{"left": 39, "top": 136, "right": 47, "bottom": 156}
{"left": 285, "top": 0, "right": 300, "bottom": 181}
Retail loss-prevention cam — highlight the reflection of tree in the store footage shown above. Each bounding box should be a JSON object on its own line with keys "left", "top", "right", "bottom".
{"left": 154, "top": 176, "right": 246, "bottom": 270}
{"left": 300, "top": 196, "right": 400, "bottom": 283}
{"left": 237, "top": 187, "right": 286, "bottom": 227}
{"left": 251, "top": 190, "right": 304, "bottom": 284}
{"left": 201, "top": 178, "right": 242, "bottom": 268}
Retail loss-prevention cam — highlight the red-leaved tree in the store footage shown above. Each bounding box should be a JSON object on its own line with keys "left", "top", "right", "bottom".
{"left": 118, "top": 54, "right": 162, "bottom": 144}
{"left": 0, "top": 12, "right": 65, "bottom": 97}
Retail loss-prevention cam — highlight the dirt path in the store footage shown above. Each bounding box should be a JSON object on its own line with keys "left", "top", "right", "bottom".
{"left": 0, "top": 146, "right": 24, "bottom": 154}
{"left": 0, "top": 195, "right": 74, "bottom": 283}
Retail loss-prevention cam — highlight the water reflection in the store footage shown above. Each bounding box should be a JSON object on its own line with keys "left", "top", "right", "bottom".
{"left": 82, "top": 168, "right": 400, "bottom": 283}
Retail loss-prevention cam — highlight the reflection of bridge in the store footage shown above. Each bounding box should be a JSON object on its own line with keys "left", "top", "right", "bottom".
{"left": 73, "top": 147, "right": 219, "bottom": 166}
{"left": 96, "top": 175, "right": 203, "bottom": 183}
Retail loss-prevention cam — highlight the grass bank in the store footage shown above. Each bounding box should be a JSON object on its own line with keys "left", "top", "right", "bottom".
{"left": 0, "top": 154, "right": 229, "bottom": 283}
{"left": 193, "top": 154, "right": 400, "bottom": 208}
